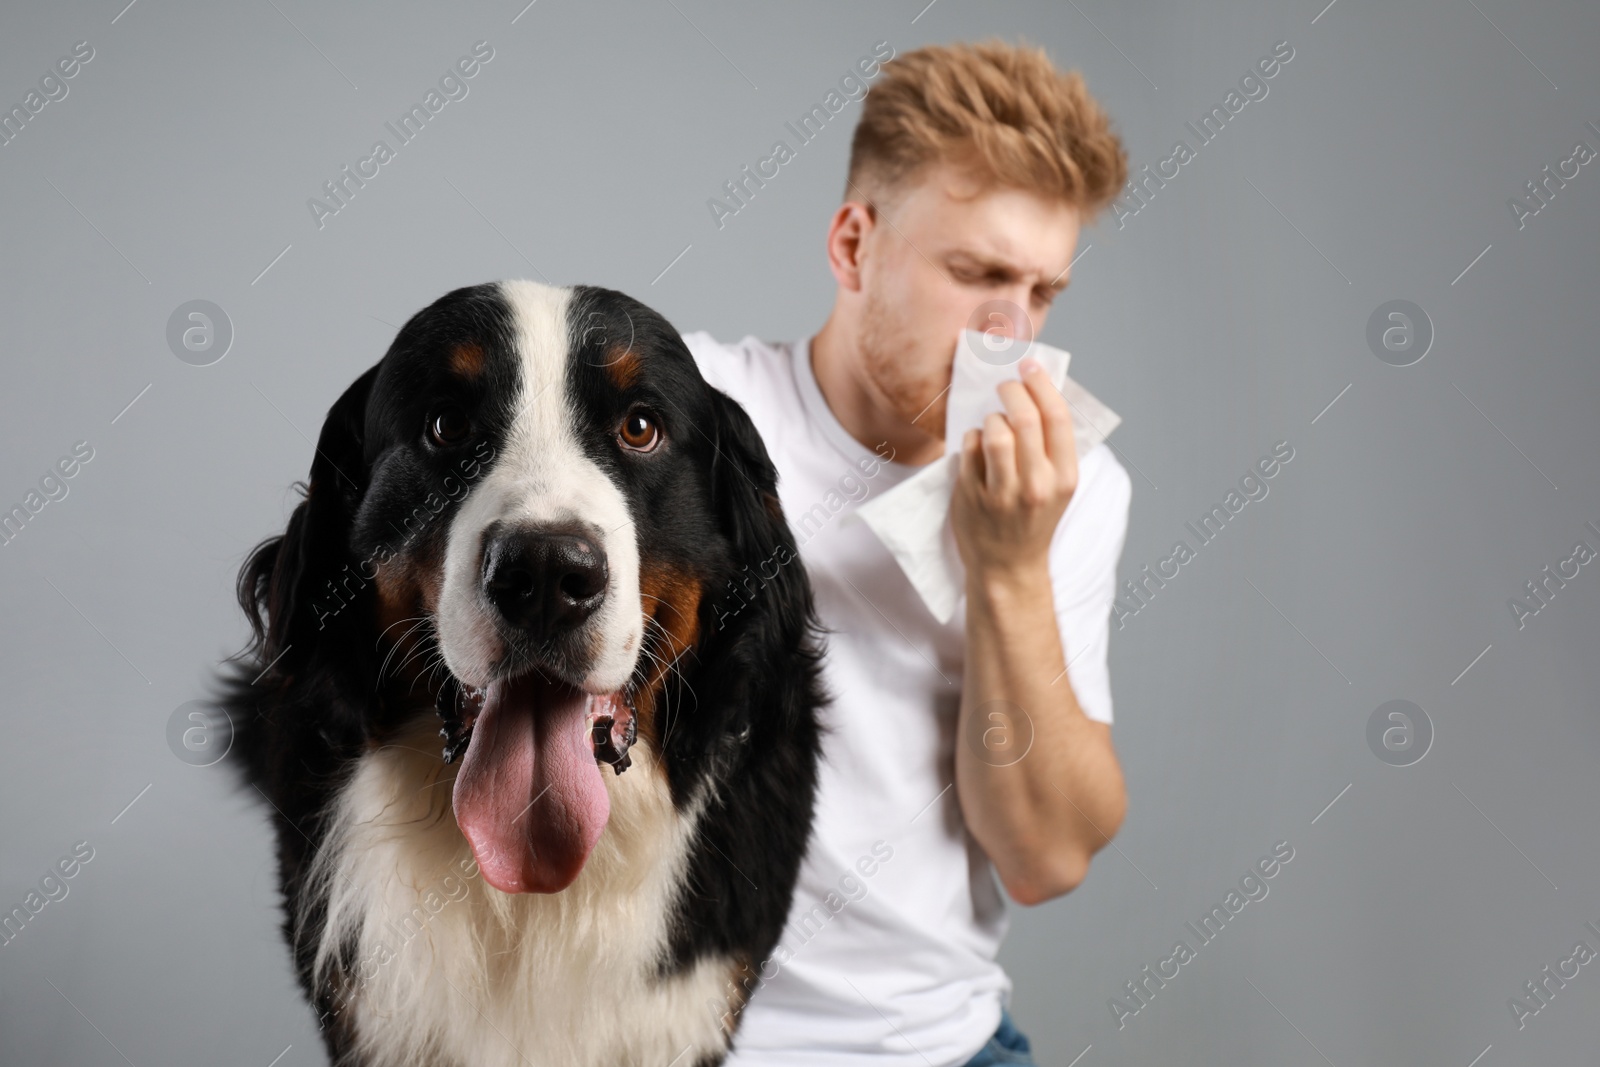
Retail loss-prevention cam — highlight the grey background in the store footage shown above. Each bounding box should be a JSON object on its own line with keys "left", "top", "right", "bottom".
{"left": 1, "top": 0, "right": 1597, "bottom": 1064}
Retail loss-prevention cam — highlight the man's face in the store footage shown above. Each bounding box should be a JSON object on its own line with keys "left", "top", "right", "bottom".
{"left": 854, "top": 165, "right": 1082, "bottom": 440}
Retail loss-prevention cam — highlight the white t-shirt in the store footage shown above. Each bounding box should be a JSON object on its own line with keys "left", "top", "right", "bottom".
{"left": 681, "top": 332, "right": 1132, "bottom": 1067}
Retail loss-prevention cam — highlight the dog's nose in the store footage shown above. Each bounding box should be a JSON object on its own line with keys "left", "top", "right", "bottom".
{"left": 482, "top": 527, "right": 608, "bottom": 634}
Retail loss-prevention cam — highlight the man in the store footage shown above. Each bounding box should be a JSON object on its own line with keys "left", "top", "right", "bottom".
{"left": 682, "top": 39, "right": 1131, "bottom": 1066}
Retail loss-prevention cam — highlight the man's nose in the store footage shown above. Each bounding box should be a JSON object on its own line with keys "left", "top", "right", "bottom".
{"left": 971, "top": 294, "right": 1038, "bottom": 341}
{"left": 481, "top": 525, "right": 609, "bottom": 636}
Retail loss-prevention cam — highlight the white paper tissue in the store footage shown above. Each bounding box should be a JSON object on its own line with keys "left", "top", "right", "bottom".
{"left": 853, "top": 329, "right": 1122, "bottom": 624}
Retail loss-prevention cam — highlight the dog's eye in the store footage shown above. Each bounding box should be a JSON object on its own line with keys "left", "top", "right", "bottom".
{"left": 617, "top": 410, "right": 660, "bottom": 453}
{"left": 428, "top": 406, "right": 472, "bottom": 447}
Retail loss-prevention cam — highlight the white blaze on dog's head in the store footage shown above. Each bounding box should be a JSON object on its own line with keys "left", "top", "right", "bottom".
{"left": 435, "top": 280, "right": 642, "bottom": 694}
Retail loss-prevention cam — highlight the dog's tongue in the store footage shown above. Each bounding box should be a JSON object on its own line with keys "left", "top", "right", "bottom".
{"left": 452, "top": 674, "right": 610, "bottom": 894}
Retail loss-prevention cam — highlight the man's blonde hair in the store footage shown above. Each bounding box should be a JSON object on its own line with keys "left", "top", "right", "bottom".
{"left": 847, "top": 39, "right": 1127, "bottom": 216}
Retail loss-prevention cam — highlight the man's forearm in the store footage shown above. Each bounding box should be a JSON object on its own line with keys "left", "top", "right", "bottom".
{"left": 956, "top": 562, "right": 1127, "bottom": 905}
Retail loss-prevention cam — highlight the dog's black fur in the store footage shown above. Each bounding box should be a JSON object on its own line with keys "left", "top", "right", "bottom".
{"left": 220, "top": 282, "right": 826, "bottom": 1064}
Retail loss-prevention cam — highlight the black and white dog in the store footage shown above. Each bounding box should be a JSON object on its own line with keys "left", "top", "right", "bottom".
{"left": 223, "top": 280, "right": 825, "bottom": 1067}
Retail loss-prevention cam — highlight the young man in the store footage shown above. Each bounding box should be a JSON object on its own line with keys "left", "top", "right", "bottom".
{"left": 683, "top": 40, "right": 1131, "bottom": 1066}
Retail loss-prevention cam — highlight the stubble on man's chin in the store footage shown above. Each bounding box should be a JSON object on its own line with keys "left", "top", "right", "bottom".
{"left": 858, "top": 290, "right": 952, "bottom": 441}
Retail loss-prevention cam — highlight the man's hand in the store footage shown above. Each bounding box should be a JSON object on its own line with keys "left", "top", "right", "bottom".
{"left": 948, "top": 355, "right": 1126, "bottom": 906}
{"left": 950, "top": 357, "right": 1078, "bottom": 578}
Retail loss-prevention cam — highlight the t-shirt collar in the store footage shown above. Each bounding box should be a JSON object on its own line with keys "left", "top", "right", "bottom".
{"left": 791, "top": 335, "right": 921, "bottom": 483}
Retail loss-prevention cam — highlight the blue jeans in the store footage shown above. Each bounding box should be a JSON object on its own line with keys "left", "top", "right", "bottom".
{"left": 960, "top": 1009, "right": 1034, "bottom": 1066}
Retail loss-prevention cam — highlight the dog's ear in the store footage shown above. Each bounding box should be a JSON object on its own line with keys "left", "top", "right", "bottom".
{"left": 238, "top": 365, "right": 378, "bottom": 680}
{"left": 703, "top": 385, "right": 815, "bottom": 650}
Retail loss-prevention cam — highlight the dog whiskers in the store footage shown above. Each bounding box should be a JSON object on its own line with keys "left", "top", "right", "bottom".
{"left": 637, "top": 610, "right": 699, "bottom": 752}
{"left": 377, "top": 615, "right": 436, "bottom": 685}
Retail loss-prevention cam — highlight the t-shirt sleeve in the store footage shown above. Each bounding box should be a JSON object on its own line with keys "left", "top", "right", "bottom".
{"left": 1048, "top": 444, "right": 1132, "bottom": 725}
{"left": 680, "top": 332, "right": 794, "bottom": 433}
{"left": 680, "top": 329, "right": 761, "bottom": 400}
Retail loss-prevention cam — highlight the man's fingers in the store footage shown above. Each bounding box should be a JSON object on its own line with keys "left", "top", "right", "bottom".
{"left": 959, "top": 427, "right": 984, "bottom": 491}
{"left": 997, "top": 378, "right": 1048, "bottom": 497}
{"left": 981, "top": 411, "right": 1017, "bottom": 496}
{"left": 1020, "top": 359, "right": 1078, "bottom": 493}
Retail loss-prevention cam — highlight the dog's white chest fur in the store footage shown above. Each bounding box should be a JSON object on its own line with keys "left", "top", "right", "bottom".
{"left": 306, "top": 719, "right": 732, "bottom": 1067}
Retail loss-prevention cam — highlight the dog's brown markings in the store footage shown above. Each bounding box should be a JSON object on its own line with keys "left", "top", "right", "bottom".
{"left": 634, "top": 562, "right": 703, "bottom": 759}
{"left": 370, "top": 551, "right": 446, "bottom": 746}
{"left": 602, "top": 345, "right": 642, "bottom": 390}
{"left": 449, "top": 341, "right": 486, "bottom": 379}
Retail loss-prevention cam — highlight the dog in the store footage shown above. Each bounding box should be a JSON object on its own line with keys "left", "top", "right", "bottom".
{"left": 222, "top": 280, "right": 825, "bottom": 1067}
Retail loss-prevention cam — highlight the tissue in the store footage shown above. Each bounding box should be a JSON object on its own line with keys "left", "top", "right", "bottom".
{"left": 853, "top": 329, "right": 1122, "bottom": 624}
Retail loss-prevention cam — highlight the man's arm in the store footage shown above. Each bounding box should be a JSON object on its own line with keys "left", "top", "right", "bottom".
{"left": 950, "top": 357, "right": 1128, "bottom": 906}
